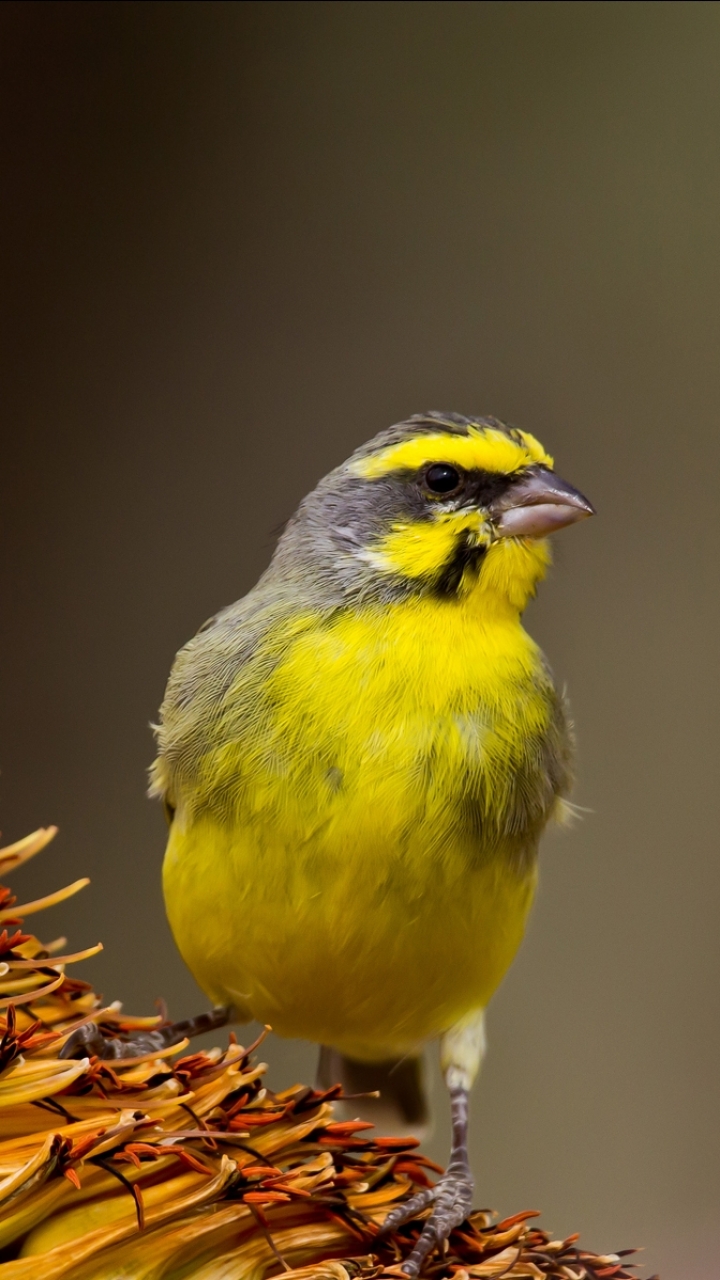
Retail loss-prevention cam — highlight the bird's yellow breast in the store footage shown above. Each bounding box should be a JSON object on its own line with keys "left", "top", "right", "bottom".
{"left": 163, "top": 582, "right": 563, "bottom": 1059}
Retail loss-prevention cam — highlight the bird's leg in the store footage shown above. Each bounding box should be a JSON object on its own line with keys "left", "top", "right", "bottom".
{"left": 59, "top": 1006, "right": 232, "bottom": 1060}
{"left": 381, "top": 1010, "right": 486, "bottom": 1278}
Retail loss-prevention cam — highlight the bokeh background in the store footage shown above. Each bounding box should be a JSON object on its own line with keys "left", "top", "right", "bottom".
{"left": 2, "top": 3, "right": 719, "bottom": 1275}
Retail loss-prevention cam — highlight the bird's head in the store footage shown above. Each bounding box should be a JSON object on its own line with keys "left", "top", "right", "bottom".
{"left": 273, "top": 413, "right": 594, "bottom": 614}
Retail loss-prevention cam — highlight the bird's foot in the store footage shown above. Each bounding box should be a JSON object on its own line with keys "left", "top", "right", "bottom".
{"left": 380, "top": 1084, "right": 473, "bottom": 1277}
{"left": 58, "top": 1006, "right": 232, "bottom": 1060}
{"left": 382, "top": 1154, "right": 473, "bottom": 1277}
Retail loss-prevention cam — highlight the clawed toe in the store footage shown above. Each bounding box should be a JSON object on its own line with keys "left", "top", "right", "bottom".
{"left": 381, "top": 1187, "right": 437, "bottom": 1235}
{"left": 378, "top": 1081, "right": 476, "bottom": 1276}
{"left": 59, "top": 1006, "right": 231, "bottom": 1061}
{"left": 58, "top": 1022, "right": 107, "bottom": 1059}
{"left": 59, "top": 1020, "right": 178, "bottom": 1060}
{"left": 382, "top": 1166, "right": 474, "bottom": 1277}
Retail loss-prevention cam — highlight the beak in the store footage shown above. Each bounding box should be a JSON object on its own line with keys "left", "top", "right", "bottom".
{"left": 492, "top": 466, "right": 595, "bottom": 539}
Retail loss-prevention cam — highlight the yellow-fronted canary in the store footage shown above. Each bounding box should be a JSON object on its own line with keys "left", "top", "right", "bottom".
{"left": 151, "top": 413, "right": 593, "bottom": 1275}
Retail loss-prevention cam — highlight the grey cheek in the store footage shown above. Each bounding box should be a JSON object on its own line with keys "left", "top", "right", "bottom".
{"left": 332, "top": 525, "right": 365, "bottom": 549}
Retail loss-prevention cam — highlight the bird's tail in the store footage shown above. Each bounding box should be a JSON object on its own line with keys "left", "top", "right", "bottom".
{"left": 317, "top": 1046, "right": 430, "bottom": 1139}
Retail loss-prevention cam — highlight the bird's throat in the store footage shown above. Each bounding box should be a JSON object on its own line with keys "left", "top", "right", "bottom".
{"left": 458, "top": 536, "right": 551, "bottom": 617}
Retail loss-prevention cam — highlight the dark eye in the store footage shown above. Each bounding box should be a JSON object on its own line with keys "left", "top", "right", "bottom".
{"left": 424, "top": 463, "right": 463, "bottom": 495}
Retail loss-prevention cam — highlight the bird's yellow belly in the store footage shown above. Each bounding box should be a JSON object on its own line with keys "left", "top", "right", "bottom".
{"left": 163, "top": 815, "right": 537, "bottom": 1060}
{"left": 162, "top": 600, "right": 558, "bottom": 1059}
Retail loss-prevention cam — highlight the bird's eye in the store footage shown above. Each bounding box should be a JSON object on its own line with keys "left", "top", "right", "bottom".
{"left": 424, "top": 464, "right": 463, "bottom": 495}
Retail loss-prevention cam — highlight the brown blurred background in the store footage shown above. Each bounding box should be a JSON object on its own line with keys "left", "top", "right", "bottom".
{"left": 1, "top": 2, "right": 719, "bottom": 1275}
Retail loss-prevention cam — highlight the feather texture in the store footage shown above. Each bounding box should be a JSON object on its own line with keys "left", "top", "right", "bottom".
{"left": 152, "top": 415, "right": 575, "bottom": 1062}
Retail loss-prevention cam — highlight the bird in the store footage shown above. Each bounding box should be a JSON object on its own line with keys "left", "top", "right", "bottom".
{"left": 150, "top": 412, "right": 594, "bottom": 1277}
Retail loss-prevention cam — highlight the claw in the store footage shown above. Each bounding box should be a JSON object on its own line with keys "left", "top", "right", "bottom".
{"left": 382, "top": 1186, "right": 436, "bottom": 1234}
{"left": 382, "top": 1167, "right": 474, "bottom": 1277}
{"left": 59, "top": 1006, "right": 232, "bottom": 1061}
{"left": 382, "top": 1085, "right": 474, "bottom": 1277}
{"left": 58, "top": 1022, "right": 107, "bottom": 1060}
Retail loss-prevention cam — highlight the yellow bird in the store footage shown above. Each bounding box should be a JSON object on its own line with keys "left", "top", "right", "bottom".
{"left": 151, "top": 412, "right": 593, "bottom": 1276}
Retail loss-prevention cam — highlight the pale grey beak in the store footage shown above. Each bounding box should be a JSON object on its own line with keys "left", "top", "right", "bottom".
{"left": 492, "top": 466, "right": 595, "bottom": 538}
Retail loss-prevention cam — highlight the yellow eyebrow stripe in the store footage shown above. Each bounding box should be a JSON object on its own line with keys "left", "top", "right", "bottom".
{"left": 351, "top": 427, "right": 552, "bottom": 479}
